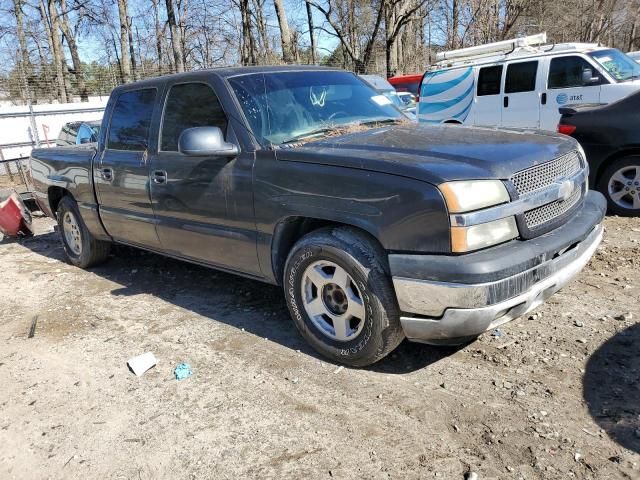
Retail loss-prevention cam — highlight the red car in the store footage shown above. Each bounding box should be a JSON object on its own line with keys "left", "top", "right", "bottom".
{"left": 388, "top": 74, "right": 423, "bottom": 97}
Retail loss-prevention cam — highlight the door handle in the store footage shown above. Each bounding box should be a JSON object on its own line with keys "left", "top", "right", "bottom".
{"left": 541, "top": 93, "right": 547, "bottom": 105}
{"left": 152, "top": 170, "right": 168, "bottom": 185}
{"left": 503, "top": 96, "right": 509, "bottom": 108}
{"left": 100, "top": 168, "right": 113, "bottom": 182}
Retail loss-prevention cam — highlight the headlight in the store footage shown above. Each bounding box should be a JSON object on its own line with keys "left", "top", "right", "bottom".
{"left": 439, "top": 180, "right": 510, "bottom": 213}
{"left": 451, "top": 217, "right": 518, "bottom": 252}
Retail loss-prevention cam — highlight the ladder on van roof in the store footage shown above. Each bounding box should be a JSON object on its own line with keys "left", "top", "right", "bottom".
{"left": 433, "top": 33, "right": 602, "bottom": 70}
{"left": 434, "top": 33, "right": 548, "bottom": 67}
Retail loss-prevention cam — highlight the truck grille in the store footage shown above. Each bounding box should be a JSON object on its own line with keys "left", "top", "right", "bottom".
{"left": 524, "top": 187, "right": 582, "bottom": 228}
{"left": 510, "top": 151, "right": 585, "bottom": 232}
{"left": 511, "top": 151, "right": 582, "bottom": 196}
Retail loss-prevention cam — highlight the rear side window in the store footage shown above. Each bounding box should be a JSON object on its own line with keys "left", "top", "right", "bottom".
{"left": 505, "top": 61, "right": 538, "bottom": 93}
{"left": 477, "top": 66, "right": 503, "bottom": 96}
{"left": 548, "top": 56, "right": 599, "bottom": 88}
{"left": 161, "top": 83, "right": 228, "bottom": 152}
{"left": 108, "top": 89, "right": 156, "bottom": 151}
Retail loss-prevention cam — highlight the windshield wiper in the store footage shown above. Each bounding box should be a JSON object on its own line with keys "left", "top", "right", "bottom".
{"left": 357, "top": 118, "right": 404, "bottom": 127}
{"left": 280, "top": 127, "right": 340, "bottom": 145}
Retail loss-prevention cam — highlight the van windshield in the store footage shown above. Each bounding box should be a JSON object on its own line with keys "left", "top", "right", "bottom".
{"left": 228, "top": 71, "right": 404, "bottom": 145}
{"left": 588, "top": 49, "right": 640, "bottom": 82}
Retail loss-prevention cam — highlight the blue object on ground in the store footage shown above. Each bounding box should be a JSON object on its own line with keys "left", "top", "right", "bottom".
{"left": 491, "top": 329, "right": 503, "bottom": 337}
{"left": 174, "top": 362, "right": 192, "bottom": 380}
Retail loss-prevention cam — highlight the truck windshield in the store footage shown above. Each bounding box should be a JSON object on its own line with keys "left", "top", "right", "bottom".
{"left": 228, "top": 71, "right": 404, "bottom": 145}
{"left": 588, "top": 49, "right": 640, "bottom": 82}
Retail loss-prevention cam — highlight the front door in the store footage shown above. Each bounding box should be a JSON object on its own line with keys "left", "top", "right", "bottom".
{"left": 501, "top": 60, "right": 541, "bottom": 129}
{"left": 149, "top": 81, "right": 261, "bottom": 276}
{"left": 95, "top": 88, "right": 161, "bottom": 248}
{"left": 473, "top": 64, "right": 503, "bottom": 126}
{"left": 540, "top": 55, "right": 603, "bottom": 130}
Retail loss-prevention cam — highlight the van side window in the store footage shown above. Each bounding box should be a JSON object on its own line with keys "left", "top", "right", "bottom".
{"left": 161, "top": 83, "right": 228, "bottom": 152}
{"left": 548, "top": 56, "right": 600, "bottom": 89}
{"left": 505, "top": 61, "right": 538, "bottom": 94}
{"left": 108, "top": 89, "right": 157, "bottom": 151}
{"left": 477, "top": 66, "right": 503, "bottom": 96}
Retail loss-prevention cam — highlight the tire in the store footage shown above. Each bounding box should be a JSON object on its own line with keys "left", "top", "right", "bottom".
{"left": 56, "top": 196, "right": 111, "bottom": 268}
{"left": 597, "top": 156, "right": 640, "bottom": 216}
{"left": 283, "top": 227, "right": 404, "bottom": 367}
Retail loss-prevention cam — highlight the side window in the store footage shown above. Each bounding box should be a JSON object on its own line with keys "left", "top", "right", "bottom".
{"left": 161, "top": 83, "right": 228, "bottom": 152}
{"left": 548, "top": 56, "right": 600, "bottom": 89}
{"left": 505, "top": 61, "right": 538, "bottom": 94}
{"left": 77, "top": 124, "right": 94, "bottom": 144}
{"left": 108, "top": 89, "right": 156, "bottom": 151}
{"left": 477, "top": 65, "right": 503, "bottom": 96}
{"left": 57, "top": 123, "right": 78, "bottom": 146}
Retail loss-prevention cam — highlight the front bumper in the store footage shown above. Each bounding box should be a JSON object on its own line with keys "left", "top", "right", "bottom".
{"left": 391, "top": 191, "right": 606, "bottom": 344}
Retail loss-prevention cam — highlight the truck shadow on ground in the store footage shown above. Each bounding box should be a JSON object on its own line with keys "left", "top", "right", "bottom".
{"left": 21, "top": 232, "right": 461, "bottom": 373}
{"left": 583, "top": 322, "right": 640, "bottom": 454}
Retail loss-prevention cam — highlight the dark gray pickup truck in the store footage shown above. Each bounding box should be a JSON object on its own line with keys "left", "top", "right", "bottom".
{"left": 30, "top": 66, "right": 606, "bottom": 366}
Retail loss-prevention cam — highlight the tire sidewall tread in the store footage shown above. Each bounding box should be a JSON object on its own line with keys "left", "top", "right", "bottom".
{"left": 284, "top": 227, "right": 403, "bottom": 367}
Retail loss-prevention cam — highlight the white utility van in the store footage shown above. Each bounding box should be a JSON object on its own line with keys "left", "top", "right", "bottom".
{"left": 418, "top": 33, "right": 640, "bottom": 130}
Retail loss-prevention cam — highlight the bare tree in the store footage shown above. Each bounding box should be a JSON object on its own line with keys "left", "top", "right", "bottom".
{"left": 117, "top": 0, "right": 132, "bottom": 82}
{"left": 274, "top": 0, "right": 294, "bottom": 63}
{"left": 166, "top": 0, "right": 185, "bottom": 72}
{"left": 57, "top": 0, "right": 89, "bottom": 101}
{"left": 305, "top": 1, "right": 317, "bottom": 63}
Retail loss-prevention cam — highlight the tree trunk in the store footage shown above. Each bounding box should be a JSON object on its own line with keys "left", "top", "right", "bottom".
{"left": 166, "top": 0, "right": 185, "bottom": 72}
{"left": 44, "top": 0, "right": 67, "bottom": 103}
{"left": 58, "top": 0, "right": 88, "bottom": 101}
{"left": 274, "top": 0, "right": 294, "bottom": 63}
{"left": 252, "top": 0, "right": 270, "bottom": 62}
{"left": 117, "top": 0, "right": 132, "bottom": 82}
{"left": 305, "top": 2, "right": 316, "bottom": 64}
{"left": 239, "top": 0, "right": 257, "bottom": 65}
{"left": 13, "top": 0, "right": 33, "bottom": 103}
{"left": 152, "top": 0, "right": 163, "bottom": 71}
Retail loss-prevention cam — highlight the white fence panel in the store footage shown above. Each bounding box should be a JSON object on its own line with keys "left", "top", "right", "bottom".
{"left": 0, "top": 96, "right": 108, "bottom": 161}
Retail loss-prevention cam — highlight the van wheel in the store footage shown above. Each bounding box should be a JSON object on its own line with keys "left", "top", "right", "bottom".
{"left": 57, "top": 196, "right": 111, "bottom": 268}
{"left": 283, "top": 227, "right": 404, "bottom": 367}
{"left": 597, "top": 156, "right": 640, "bottom": 216}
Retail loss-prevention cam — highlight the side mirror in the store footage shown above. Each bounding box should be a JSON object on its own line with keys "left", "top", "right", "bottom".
{"left": 178, "top": 127, "right": 239, "bottom": 157}
{"left": 582, "top": 68, "right": 599, "bottom": 85}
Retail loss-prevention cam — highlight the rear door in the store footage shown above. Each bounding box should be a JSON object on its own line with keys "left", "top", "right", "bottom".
{"left": 94, "top": 88, "right": 161, "bottom": 248}
{"left": 473, "top": 65, "right": 503, "bottom": 126}
{"left": 502, "top": 60, "right": 541, "bottom": 128}
{"left": 149, "top": 80, "right": 261, "bottom": 275}
{"left": 540, "top": 55, "right": 603, "bottom": 130}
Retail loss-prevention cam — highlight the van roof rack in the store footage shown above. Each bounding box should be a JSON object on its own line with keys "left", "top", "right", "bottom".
{"left": 432, "top": 33, "right": 602, "bottom": 69}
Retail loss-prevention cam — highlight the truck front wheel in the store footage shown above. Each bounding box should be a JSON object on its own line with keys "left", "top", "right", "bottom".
{"left": 283, "top": 227, "right": 404, "bottom": 367}
{"left": 57, "top": 196, "right": 111, "bottom": 268}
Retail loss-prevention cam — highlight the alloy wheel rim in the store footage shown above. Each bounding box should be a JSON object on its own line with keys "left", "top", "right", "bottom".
{"left": 608, "top": 165, "right": 640, "bottom": 210}
{"left": 301, "top": 260, "right": 366, "bottom": 342}
{"left": 63, "top": 211, "right": 82, "bottom": 255}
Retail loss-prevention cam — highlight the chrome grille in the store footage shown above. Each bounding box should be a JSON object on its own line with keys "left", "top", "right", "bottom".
{"left": 511, "top": 151, "right": 582, "bottom": 196}
{"left": 524, "top": 188, "right": 582, "bottom": 228}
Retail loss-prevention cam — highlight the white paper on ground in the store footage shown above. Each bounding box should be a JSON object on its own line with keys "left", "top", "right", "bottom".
{"left": 127, "top": 352, "right": 157, "bottom": 376}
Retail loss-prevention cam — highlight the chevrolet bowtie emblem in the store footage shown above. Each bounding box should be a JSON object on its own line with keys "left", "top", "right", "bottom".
{"left": 558, "top": 179, "right": 575, "bottom": 201}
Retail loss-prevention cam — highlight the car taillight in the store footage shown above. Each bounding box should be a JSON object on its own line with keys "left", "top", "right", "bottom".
{"left": 557, "top": 124, "right": 576, "bottom": 136}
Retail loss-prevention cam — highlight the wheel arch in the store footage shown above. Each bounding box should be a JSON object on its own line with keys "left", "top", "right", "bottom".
{"left": 47, "top": 186, "right": 72, "bottom": 218}
{"left": 595, "top": 148, "right": 640, "bottom": 185}
{"left": 270, "top": 216, "right": 388, "bottom": 286}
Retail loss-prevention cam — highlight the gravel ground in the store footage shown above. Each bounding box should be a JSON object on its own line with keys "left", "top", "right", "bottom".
{"left": 0, "top": 214, "right": 638, "bottom": 480}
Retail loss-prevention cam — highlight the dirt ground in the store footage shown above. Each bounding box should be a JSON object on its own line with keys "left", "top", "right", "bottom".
{"left": 0, "top": 214, "right": 638, "bottom": 480}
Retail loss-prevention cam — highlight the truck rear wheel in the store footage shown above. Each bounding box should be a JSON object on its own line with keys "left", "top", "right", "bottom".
{"left": 283, "top": 227, "right": 404, "bottom": 367}
{"left": 57, "top": 196, "right": 111, "bottom": 268}
{"left": 598, "top": 156, "right": 640, "bottom": 216}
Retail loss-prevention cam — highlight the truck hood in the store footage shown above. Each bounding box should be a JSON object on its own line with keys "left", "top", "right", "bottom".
{"left": 274, "top": 124, "right": 577, "bottom": 185}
